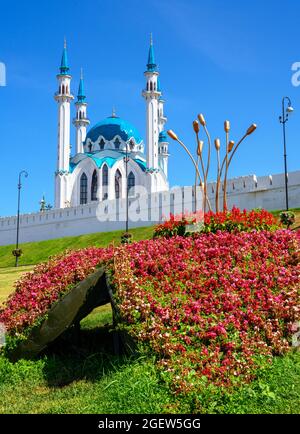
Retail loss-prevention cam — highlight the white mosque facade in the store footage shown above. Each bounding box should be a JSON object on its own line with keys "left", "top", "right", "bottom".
{"left": 54, "top": 38, "right": 169, "bottom": 210}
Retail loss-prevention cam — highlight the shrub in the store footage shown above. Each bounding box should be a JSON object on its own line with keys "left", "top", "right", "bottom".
{"left": 280, "top": 211, "right": 295, "bottom": 229}
{"left": 153, "top": 211, "right": 204, "bottom": 239}
{"left": 120, "top": 232, "right": 133, "bottom": 244}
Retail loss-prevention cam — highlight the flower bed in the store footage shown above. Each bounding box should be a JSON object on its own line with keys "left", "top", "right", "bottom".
{"left": 0, "top": 247, "right": 113, "bottom": 340}
{"left": 1, "top": 221, "right": 299, "bottom": 397}
{"left": 111, "top": 230, "right": 300, "bottom": 394}
{"left": 153, "top": 207, "right": 280, "bottom": 238}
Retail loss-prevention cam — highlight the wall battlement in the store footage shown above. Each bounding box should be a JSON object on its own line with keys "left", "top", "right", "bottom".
{"left": 207, "top": 171, "right": 300, "bottom": 195}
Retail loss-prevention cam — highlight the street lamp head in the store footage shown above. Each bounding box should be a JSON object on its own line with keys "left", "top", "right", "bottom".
{"left": 286, "top": 105, "right": 294, "bottom": 113}
{"left": 20, "top": 170, "right": 28, "bottom": 179}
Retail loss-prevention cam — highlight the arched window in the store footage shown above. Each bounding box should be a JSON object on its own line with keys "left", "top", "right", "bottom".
{"left": 91, "top": 170, "right": 98, "bottom": 201}
{"left": 150, "top": 82, "right": 153, "bottom": 91}
{"left": 100, "top": 138, "right": 105, "bottom": 150}
{"left": 88, "top": 144, "right": 92, "bottom": 152}
{"left": 62, "top": 84, "right": 65, "bottom": 94}
{"left": 128, "top": 171, "right": 135, "bottom": 197}
{"left": 102, "top": 164, "right": 108, "bottom": 186}
{"left": 80, "top": 173, "right": 88, "bottom": 205}
{"left": 114, "top": 137, "right": 121, "bottom": 149}
{"left": 115, "top": 169, "right": 122, "bottom": 199}
{"left": 147, "top": 82, "right": 149, "bottom": 91}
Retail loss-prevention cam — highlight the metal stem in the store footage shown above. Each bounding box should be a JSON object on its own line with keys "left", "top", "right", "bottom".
{"left": 177, "top": 138, "right": 212, "bottom": 212}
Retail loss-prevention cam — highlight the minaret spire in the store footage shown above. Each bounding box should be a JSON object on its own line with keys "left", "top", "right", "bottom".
{"left": 77, "top": 67, "right": 86, "bottom": 102}
{"left": 60, "top": 37, "right": 69, "bottom": 75}
{"left": 73, "top": 68, "right": 90, "bottom": 154}
{"left": 147, "top": 33, "right": 157, "bottom": 72}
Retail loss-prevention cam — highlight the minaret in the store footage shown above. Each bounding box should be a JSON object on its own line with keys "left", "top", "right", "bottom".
{"left": 142, "top": 34, "right": 160, "bottom": 169}
{"left": 54, "top": 38, "right": 74, "bottom": 208}
{"left": 157, "top": 77, "right": 169, "bottom": 177}
{"left": 73, "top": 68, "right": 90, "bottom": 154}
{"left": 157, "top": 77, "right": 167, "bottom": 133}
{"left": 158, "top": 131, "right": 169, "bottom": 178}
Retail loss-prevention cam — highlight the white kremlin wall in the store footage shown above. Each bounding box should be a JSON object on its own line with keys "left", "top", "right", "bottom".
{"left": 0, "top": 171, "right": 299, "bottom": 247}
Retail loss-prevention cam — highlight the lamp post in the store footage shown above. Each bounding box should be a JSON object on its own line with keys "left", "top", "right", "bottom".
{"left": 279, "top": 96, "right": 294, "bottom": 211}
{"left": 14, "top": 170, "right": 28, "bottom": 267}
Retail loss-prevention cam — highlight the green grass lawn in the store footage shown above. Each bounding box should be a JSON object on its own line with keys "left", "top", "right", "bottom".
{"left": 0, "top": 306, "right": 299, "bottom": 414}
{"left": 0, "top": 225, "right": 154, "bottom": 268}
{"left": 0, "top": 266, "right": 33, "bottom": 304}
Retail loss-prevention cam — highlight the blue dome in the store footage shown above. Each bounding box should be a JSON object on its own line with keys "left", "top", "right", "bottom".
{"left": 85, "top": 116, "right": 142, "bottom": 144}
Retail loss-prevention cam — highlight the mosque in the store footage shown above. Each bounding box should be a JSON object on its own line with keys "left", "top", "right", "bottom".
{"left": 54, "top": 37, "right": 169, "bottom": 209}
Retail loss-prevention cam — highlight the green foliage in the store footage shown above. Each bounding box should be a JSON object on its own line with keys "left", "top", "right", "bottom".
{"left": 202, "top": 350, "right": 300, "bottom": 414}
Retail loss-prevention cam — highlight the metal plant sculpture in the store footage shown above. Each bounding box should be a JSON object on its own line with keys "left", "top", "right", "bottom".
{"left": 167, "top": 115, "right": 257, "bottom": 213}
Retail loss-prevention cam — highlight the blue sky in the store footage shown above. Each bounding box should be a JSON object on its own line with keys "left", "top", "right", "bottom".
{"left": 0, "top": 0, "right": 299, "bottom": 216}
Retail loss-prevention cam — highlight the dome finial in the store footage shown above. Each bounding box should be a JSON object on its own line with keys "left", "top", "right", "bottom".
{"left": 111, "top": 106, "right": 117, "bottom": 117}
{"left": 150, "top": 32, "right": 153, "bottom": 46}
{"left": 80, "top": 67, "right": 83, "bottom": 80}
{"left": 64, "top": 36, "right": 67, "bottom": 49}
